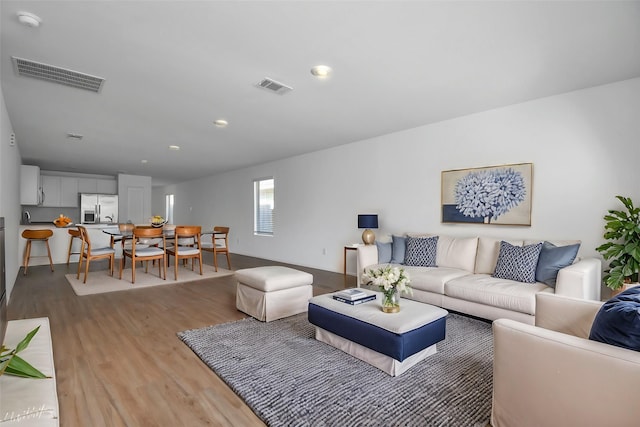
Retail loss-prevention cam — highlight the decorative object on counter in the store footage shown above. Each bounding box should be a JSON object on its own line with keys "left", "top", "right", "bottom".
{"left": 150, "top": 215, "right": 166, "bottom": 228}
{"left": 358, "top": 214, "right": 378, "bottom": 245}
{"left": 596, "top": 195, "right": 640, "bottom": 291}
{"left": 441, "top": 163, "right": 532, "bottom": 225}
{"left": 53, "top": 214, "right": 72, "bottom": 227}
{"left": 362, "top": 265, "right": 411, "bottom": 313}
{"left": 0, "top": 326, "right": 48, "bottom": 378}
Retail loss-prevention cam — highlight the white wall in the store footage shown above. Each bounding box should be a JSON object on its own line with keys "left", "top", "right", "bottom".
{"left": 117, "top": 174, "right": 152, "bottom": 224}
{"left": 162, "top": 78, "right": 640, "bottom": 274}
{"left": 0, "top": 85, "right": 23, "bottom": 301}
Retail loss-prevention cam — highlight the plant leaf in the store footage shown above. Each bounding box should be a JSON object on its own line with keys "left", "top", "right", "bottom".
{"left": 14, "top": 326, "right": 40, "bottom": 354}
{"left": 5, "top": 354, "right": 48, "bottom": 378}
{"left": 0, "top": 356, "right": 10, "bottom": 375}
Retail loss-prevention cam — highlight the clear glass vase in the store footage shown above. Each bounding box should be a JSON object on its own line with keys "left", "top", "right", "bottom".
{"left": 381, "top": 288, "right": 400, "bottom": 313}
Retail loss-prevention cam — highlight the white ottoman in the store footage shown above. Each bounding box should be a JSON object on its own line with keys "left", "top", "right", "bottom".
{"left": 235, "top": 266, "right": 313, "bottom": 322}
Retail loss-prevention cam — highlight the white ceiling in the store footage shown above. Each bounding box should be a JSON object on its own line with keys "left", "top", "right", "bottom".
{"left": 1, "top": 1, "right": 639, "bottom": 186}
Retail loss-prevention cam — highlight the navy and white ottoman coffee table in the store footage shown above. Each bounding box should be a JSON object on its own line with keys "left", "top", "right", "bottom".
{"left": 308, "top": 290, "right": 448, "bottom": 376}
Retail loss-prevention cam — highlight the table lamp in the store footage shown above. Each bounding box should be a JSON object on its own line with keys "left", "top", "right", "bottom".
{"left": 358, "top": 214, "right": 378, "bottom": 245}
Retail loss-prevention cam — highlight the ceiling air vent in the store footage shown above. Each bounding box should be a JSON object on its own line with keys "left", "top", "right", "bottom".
{"left": 12, "top": 56, "right": 105, "bottom": 93}
{"left": 256, "top": 77, "right": 292, "bottom": 95}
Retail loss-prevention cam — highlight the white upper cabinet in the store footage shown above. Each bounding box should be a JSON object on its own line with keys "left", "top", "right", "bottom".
{"left": 96, "top": 179, "right": 117, "bottom": 194}
{"left": 41, "top": 176, "right": 79, "bottom": 207}
{"left": 20, "top": 165, "right": 41, "bottom": 205}
{"left": 60, "top": 177, "right": 79, "bottom": 207}
{"left": 41, "top": 175, "right": 61, "bottom": 207}
{"left": 78, "top": 178, "right": 117, "bottom": 194}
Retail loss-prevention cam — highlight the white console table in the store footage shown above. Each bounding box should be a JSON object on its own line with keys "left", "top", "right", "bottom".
{"left": 0, "top": 317, "right": 59, "bottom": 426}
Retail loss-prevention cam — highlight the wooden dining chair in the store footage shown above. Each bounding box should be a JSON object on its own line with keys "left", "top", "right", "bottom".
{"left": 119, "top": 226, "right": 166, "bottom": 284}
{"left": 165, "top": 226, "right": 203, "bottom": 280}
{"left": 201, "top": 226, "right": 231, "bottom": 271}
{"left": 77, "top": 225, "right": 116, "bottom": 284}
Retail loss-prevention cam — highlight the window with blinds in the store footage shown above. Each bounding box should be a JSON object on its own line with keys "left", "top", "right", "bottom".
{"left": 254, "top": 178, "right": 274, "bottom": 235}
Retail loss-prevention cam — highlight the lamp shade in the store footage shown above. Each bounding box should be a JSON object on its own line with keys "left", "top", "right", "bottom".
{"left": 358, "top": 214, "right": 378, "bottom": 229}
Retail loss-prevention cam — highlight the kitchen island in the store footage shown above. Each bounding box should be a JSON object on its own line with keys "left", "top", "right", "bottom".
{"left": 18, "top": 224, "right": 116, "bottom": 267}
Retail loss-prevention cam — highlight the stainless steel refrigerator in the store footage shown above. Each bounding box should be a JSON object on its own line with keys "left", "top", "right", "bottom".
{"left": 80, "top": 193, "right": 119, "bottom": 224}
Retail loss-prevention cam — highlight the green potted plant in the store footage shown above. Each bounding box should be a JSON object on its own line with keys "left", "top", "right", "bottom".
{"left": 596, "top": 196, "right": 640, "bottom": 291}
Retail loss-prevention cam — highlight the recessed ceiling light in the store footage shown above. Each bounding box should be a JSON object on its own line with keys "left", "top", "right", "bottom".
{"left": 17, "top": 11, "right": 41, "bottom": 27}
{"left": 310, "top": 65, "right": 332, "bottom": 79}
{"left": 213, "top": 119, "right": 228, "bottom": 128}
{"left": 141, "top": 159, "right": 148, "bottom": 164}
{"left": 169, "top": 145, "right": 180, "bottom": 151}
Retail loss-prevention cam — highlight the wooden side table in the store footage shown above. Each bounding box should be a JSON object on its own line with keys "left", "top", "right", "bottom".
{"left": 343, "top": 245, "right": 361, "bottom": 275}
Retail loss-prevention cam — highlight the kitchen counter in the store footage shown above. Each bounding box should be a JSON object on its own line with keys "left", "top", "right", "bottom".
{"left": 18, "top": 224, "right": 116, "bottom": 267}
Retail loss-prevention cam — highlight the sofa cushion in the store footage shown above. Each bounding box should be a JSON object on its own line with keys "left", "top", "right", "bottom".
{"left": 404, "top": 236, "right": 438, "bottom": 267}
{"left": 475, "top": 237, "right": 523, "bottom": 274}
{"left": 589, "top": 286, "right": 640, "bottom": 351}
{"left": 390, "top": 235, "right": 406, "bottom": 264}
{"left": 445, "top": 274, "right": 551, "bottom": 315}
{"left": 535, "top": 241, "right": 580, "bottom": 288}
{"left": 376, "top": 241, "right": 392, "bottom": 264}
{"left": 436, "top": 235, "right": 478, "bottom": 273}
{"left": 403, "top": 266, "right": 470, "bottom": 294}
{"left": 493, "top": 241, "right": 542, "bottom": 283}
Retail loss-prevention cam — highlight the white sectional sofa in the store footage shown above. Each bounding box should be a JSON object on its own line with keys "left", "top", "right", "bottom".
{"left": 357, "top": 234, "right": 601, "bottom": 324}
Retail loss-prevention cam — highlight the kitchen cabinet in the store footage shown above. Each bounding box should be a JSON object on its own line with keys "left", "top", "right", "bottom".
{"left": 60, "top": 177, "right": 79, "bottom": 206}
{"left": 41, "top": 176, "right": 61, "bottom": 207}
{"left": 78, "top": 178, "right": 117, "bottom": 194}
{"left": 97, "top": 179, "right": 117, "bottom": 194}
{"left": 20, "top": 165, "right": 41, "bottom": 205}
{"left": 41, "top": 176, "right": 79, "bottom": 207}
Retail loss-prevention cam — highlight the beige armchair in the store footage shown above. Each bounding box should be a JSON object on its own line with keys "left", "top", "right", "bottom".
{"left": 491, "top": 293, "right": 640, "bottom": 427}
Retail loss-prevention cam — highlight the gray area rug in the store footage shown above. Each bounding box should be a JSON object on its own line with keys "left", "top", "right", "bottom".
{"left": 178, "top": 312, "right": 493, "bottom": 427}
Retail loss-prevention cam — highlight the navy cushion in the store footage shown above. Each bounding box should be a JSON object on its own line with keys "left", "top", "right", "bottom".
{"left": 535, "top": 241, "right": 580, "bottom": 288}
{"left": 404, "top": 236, "right": 438, "bottom": 267}
{"left": 375, "top": 241, "right": 392, "bottom": 264}
{"left": 493, "top": 241, "right": 542, "bottom": 283}
{"left": 390, "top": 235, "right": 406, "bottom": 264}
{"left": 589, "top": 287, "right": 640, "bottom": 351}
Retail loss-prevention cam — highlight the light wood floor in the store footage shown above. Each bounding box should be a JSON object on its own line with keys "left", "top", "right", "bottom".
{"left": 8, "top": 254, "right": 356, "bottom": 427}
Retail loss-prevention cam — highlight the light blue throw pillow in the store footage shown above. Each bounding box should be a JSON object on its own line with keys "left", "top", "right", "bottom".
{"left": 376, "top": 241, "right": 392, "bottom": 264}
{"left": 535, "top": 241, "right": 580, "bottom": 288}
{"left": 493, "top": 241, "right": 542, "bottom": 283}
{"left": 390, "top": 235, "right": 406, "bottom": 264}
{"left": 404, "top": 236, "right": 438, "bottom": 267}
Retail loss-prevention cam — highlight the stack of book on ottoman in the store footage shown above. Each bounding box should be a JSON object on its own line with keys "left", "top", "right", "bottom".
{"left": 332, "top": 288, "right": 376, "bottom": 305}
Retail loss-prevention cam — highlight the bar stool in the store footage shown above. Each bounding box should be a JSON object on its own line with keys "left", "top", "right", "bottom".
{"left": 21, "top": 229, "right": 54, "bottom": 275}
{"left": 66, "top": 228, "right": 82, "bottom": 265}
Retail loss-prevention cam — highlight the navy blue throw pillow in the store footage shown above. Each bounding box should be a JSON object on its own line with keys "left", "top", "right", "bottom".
{"left": 589, "top": 287, "right": 640, "bottom": 351}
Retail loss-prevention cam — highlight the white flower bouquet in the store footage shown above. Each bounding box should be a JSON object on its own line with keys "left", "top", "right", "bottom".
{"left": 362, "top": 266, "right": 411, "bottom": 312}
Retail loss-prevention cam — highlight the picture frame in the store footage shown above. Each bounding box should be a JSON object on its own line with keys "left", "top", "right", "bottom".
{"left": 441, "top": 163, "right": 533, "bottom": 226}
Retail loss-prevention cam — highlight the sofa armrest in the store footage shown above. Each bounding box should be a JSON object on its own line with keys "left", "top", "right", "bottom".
{"left": 492, "top": 318, "right": 640, "bottom": 427}
{"left": 554, "top": 257, "right": 602, "bottom": 301}
{"left": 356, "top": 245, "right": 378, "bottom": 287}
{"left": 535, "top": 293, "right": 602, "bottom": 339}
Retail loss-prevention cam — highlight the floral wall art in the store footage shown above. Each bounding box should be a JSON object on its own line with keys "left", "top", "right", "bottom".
{"left": 441, "top": 163, "right": 533, "bottom": 225}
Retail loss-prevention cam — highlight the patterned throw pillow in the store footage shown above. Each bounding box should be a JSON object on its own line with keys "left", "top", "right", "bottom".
{"left": 404, "top": 236, "right": 438, "bottom": 267}
{"left": 493, "top": 241, "right": 542, "bottom": 283}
